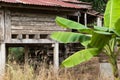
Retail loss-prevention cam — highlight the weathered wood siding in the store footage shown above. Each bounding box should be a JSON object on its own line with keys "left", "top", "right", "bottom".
{"left": 10, "top": 10, "right": 66, "bottom": 35}
{"left": 3, "top": 8, "right": 68, "bottom": 43}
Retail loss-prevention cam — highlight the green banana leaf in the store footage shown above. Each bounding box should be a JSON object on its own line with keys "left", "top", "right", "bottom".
{"left": 88, "top": 31, "right": 112, "bottom": 50}
{"left": 116, "top": 37, "right": 120, "bottom": 47}
{"left": 50, "top": 32, "right": 91, "bottom": 47}
{"left": 77, "top": 29, "right": 93, "bottom": 34}
{"left": 94, "top": 26, "right": 109, "bottom": 32}
{"left": 56, "top": 16, "right": 86, "bottom": 29}
{"left": 94, "top": 31, "right": 113, "bottom": 35}
{"left": 114, "top": 18, "right": 120, "bottom": 36}
{"left": 61, "top": 48, "right": 99, "bottom": 68}
{"left": 56, "top": 17, "right": 93, "bottom": 34}
{"left": 104, "top": 0, "right": 120, "bottom": 29}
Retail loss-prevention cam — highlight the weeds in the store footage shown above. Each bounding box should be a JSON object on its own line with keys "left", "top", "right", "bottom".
{"left": 2, "top": 58, "right": 114, "bottom": 80}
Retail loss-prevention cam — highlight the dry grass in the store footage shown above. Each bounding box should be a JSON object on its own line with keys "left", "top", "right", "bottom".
{"left": 3, "top": 64, "right": 88, "bottom": 80}
{"left": 2, "top": 63, "right": 98, "bottom": 80}
{"left": 2, "top": 58, "right": 113, "bottom": 80}
{"left": 2, "top": 64, "right": 112, "bottom": 80}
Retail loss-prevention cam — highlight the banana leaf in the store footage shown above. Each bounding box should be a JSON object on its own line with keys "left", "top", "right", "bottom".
{"left": 88, "top": 31, "right": 112, "bottom": 50}
{"left": 104, "top": 0, "right": 120, "bottom": 29}
{"left": 50, "top": 32, "right": 91, "bottom": 47}
{"left": 94, "top": 26, "right": 109, "bottom": 32}
{"left": 114, "top": 18, "right": 120, "bottom": 36}
{"left": 56, "top": 17, "right": 93, "bottom": 34}
{"left": 61, "top": 48, "right": 99, "bottom": 68}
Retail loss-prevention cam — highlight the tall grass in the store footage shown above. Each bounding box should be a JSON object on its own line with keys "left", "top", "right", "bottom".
{"left": 3, "top": 63, "right": 96, "bottom": 80}
{"left": 3, "top": 57, "right": 115, "bottom": 80}
{"left": 2, "top": 63, "right": 113, "bottom": 80}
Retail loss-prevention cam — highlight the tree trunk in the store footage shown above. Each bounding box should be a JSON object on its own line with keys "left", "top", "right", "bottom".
{"left": 110, "top": 58, "right": 120, "bottom": 80}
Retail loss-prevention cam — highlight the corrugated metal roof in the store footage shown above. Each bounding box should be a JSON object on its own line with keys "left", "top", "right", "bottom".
{"left": 62, "top": 0, "right": 90, "bottom": 4}
{"left": 0, "top": 0, "right": 91, "bottom": 9}
{"left": 61, "top": 0, "right": 80, "bottom": 3}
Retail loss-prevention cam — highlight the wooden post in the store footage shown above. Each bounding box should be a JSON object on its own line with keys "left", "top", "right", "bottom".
{"left": 26, "top": 34, "right": 29, "bottom": 40}
{"left": 0, "top": 43, "right": 6, "bottom": 74}
{"left": 24, "top": 45, "right": 29, "bottom": 65}
{"left": 65, "top": 45, "right": 68, "bottom": 58}
{"left": 97, "top": 17, "right": 102, "bottom": 26}
{"left": 84, "top": 13, "right": 87, "bottom": 27}
{"left": 0, "top": 9, "right": 5, "bottom": 41}
{"left": 5, "top": 9, "right": 11, "bottom": 43}
{"left": 17, "top": 34, "right": 22, "bottom": 40}
{"left": 77, "top": 11, "right": 80, "bottom": 23}
{"left": 53, "top": 42, "right": 59, "bottom": 70}
{"left": 35, "top": 34, "right": 40, "bottom": 39}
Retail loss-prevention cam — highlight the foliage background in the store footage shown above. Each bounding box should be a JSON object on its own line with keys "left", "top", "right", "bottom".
{"left": 80, "top": 0, "right": 108, "bottom": 13}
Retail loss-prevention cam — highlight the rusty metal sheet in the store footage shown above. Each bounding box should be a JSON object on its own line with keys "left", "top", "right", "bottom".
{"left": 0, "top": 0, "right": 90, "bottom": 9}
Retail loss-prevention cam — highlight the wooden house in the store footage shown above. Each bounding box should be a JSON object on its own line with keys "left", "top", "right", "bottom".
{"left": 0, "top": 0, "right": 102, "bottom": 74}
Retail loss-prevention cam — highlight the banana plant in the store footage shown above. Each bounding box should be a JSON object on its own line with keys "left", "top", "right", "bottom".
{"left": 50, "top": 0, "right": 120, "bottom": 80}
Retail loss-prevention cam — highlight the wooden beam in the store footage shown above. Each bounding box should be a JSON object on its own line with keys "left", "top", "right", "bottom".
{"left": 0, "top": 43, "right": 6, "bottom": 74}
{"left": 7, "top": 39, "right": 80, "bottom": 44}
{"left": 11, "top": 30, "right": 65, "bottom": 34}
{"left": 11, "top": 26, "right": 65, "bottom": 31}
{"left": 53, "top": 42, "right": 59, "bottom": 70}
{"left": 7, "top": 39, "right": 55, "bottom": 43}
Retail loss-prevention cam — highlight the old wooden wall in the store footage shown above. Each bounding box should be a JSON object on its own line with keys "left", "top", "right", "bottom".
{"left": 4, "top": 8, "right": 68, "bottom": 43}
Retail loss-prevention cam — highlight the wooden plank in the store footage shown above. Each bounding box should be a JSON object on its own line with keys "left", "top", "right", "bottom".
{"left": 11, "top": 12, "right": 56, "bottom": 18}
{"left": 11, "top": 16, "right": 55, "bottom": 22}
{"left": 7, "top": 39, "right": 78, "bottom": 44}
{"left": 11, "top": 30, "right": 66, "bottom": 34}
{"left": 0, "top": 9, "right": 4, "bottom": 42}
{"left": 5, "top": 9, "right": 11, "bottom": 42}
{"left": 11, "top": 22, "right": 56, "bottom": 26}
{"left": 10, "top": 11, "right": 66, "bottom": 23}
{"left": 10, "top": 10, "right": 67, "bottom": 19}
{"left": 11, "top": 26, "right": 66, "bottom": 31}
{"left": 9, "top": 39, "right": 55, "bottom": 43}
{"left": 10, "top": 12, "right": 66, "bottom": 31}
